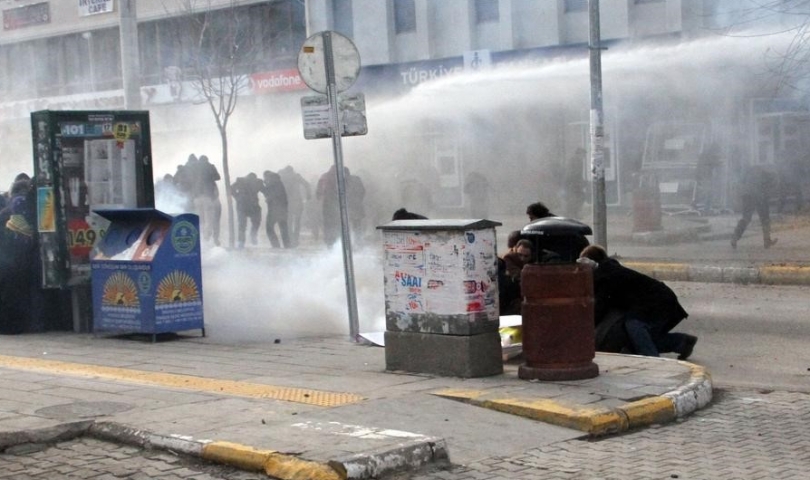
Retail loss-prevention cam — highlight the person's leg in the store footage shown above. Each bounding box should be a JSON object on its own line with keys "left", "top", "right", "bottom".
{"left": 248, "top": 209, "right": 260, "bottom": 245}
{"left": 236, "top": 209, "right": 247, "bottom": 248}
{"left": 279, "top": 215, "right": 290, "bottom": 249}
{"left": 623, "top": 317, "right": 660, "bottom": 357}
{"left": 265, "top": 213, "right": 280, "bottom": 248}
{"left": 731, "top": 194, "right": 755, "bottom": 248}
{"left": 755, "top": 195, "right": 776, "bottom": 248}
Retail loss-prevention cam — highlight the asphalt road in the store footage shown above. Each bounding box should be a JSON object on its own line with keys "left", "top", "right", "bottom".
{"left": 669, "top": 281, "right": 810, "bottom": 392}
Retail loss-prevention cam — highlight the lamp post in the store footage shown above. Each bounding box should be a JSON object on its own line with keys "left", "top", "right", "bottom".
{"left": 82, "top": 32, "right": 95, "bottom": 92}
{"left": 119, "top": 0, "right": 141, "bottom": 109}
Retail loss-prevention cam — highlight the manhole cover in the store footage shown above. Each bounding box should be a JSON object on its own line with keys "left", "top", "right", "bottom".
{"left": 35, "top": 401, "right": 133, "bottom": 419}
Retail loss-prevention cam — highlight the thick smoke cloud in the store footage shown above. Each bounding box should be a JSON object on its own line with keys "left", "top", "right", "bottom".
{"left": 2, "top": 30, "right": 804, "bottom": 341}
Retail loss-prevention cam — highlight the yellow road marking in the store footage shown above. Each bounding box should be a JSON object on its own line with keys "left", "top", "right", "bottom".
{"left": 0, "top": 354, "right": 363, "bottom": 407}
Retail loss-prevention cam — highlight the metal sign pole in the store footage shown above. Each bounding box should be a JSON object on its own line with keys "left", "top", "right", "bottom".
{"left": 589, "top": 0, "right": 607, "bottom": 249}
{"left": 323, "top": 32, "right": 361, "bottom": 341}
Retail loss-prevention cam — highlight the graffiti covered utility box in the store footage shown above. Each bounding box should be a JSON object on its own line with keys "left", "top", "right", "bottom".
{"left": 377, "top": 219, "right": 503, "bottom": 377}
{"left": 31, "top": 110, "right": 154, "bottom": 289}
{"left": 90, "top": 209, "right": 204, "bottom": 339}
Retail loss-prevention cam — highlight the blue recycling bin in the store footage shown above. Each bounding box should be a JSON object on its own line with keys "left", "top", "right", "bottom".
{"left": 90, "top": 208, "right": 205, "bottom": 340}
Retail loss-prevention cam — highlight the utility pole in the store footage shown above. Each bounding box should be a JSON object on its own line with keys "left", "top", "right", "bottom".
{"left": 119, "top": 0, "right": 141, "bottom": 109}
{"left": 589, "top": 0, "right": 607, "bottom": 249}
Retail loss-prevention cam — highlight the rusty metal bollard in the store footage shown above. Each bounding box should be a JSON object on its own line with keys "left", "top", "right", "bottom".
{"left": 518, "top": 217, "right": 599, "bottom": 381}
{"left": 518, "top": 262, "right": 598, "bottom": 381}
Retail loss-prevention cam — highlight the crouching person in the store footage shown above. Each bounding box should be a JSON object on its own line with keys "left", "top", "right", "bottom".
{"left": 579, "top": 245, "right": 698, "bottom": 360}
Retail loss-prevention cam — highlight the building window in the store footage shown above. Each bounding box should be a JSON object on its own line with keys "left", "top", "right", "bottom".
{"left": 334, "top": 0, "right": 353, "bottom": 39}
{"left": 475, "top": 0, "right": 499, "bottom": 23}
{"left": 394, "top": 0, "right": 416, "bottom": 34}
{"left": 564, "top": 0, "right": 587, "bottom": 12}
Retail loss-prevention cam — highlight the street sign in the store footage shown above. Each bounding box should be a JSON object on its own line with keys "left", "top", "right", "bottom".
{"left": 297, "top": 31, "right": 360, "bottom": 94}
{"left": 301, "top": 94, "right": 367, "bottom": 140}
{"left": 296, "top": 30, "right": 364, "bottom": 342}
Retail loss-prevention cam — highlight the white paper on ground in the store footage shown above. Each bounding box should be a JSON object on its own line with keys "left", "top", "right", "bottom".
{"left": 359, "top": 331, "right": 385, "bottom": 346}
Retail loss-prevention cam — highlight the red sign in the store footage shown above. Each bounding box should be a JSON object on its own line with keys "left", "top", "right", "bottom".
{"left": 250, "top": 69, "right": 306, "bottom": 94}
{"left": 3, "top": 2, "right": 50, "bottom": 31}
{"left": 67, "top": 218, "right": 99, "bottom": 259}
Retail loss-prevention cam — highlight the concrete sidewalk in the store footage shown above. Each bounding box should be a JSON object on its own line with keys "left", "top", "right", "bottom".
{"left": 0, "top": 333, "right": 711, "bottom": 479}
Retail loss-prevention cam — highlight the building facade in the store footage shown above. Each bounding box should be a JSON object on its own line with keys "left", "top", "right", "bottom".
{"left": 0, "top": 0, "right": 805, "bottom": 216}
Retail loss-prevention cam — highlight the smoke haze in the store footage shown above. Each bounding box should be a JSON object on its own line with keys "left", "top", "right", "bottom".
{"left": 3, "top": 30, "right": 806, "bottom": 341}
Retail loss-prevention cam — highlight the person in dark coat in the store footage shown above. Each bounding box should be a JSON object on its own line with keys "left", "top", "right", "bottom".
{"left": 345, "top": 168, "right": 366, "bottom": 242}
{"left": 498, "top": 239, "right": 532, "bottom": 316}
{"left": 231, "top": 173, "right": 263, "bottom": 249}
{"left": 0, "top": 179, "right": 35, "bottom": 334}
{"left": 731, "top": 165, "right": 778, "bottom": 249}
{"left": 391, "top": 208, "right": 427, "bottom": 220}
{"left": 502, "top": 239, "right": 532, "bottom": 280}
{"left": 278, "top": 165, "right": 311, "bottom": 247}
{"left": 316, "top": 165, "right": 341, "bottom": 247}
{"left": 464, "top": 171, "right": 490, "bottom": 219}
{"left": 197, "top": 155, "right": 222, "bottom": 246}
{"left": 579, "top": 245, "right": 697, "bottom": 359}
{"left": 262, "top": 170, "right": 290, "bottom": 248}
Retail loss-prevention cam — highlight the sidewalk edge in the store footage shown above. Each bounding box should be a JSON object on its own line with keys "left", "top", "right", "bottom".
{"left": 89, "top": 421, "right": 445, "bottom": 480}
{"left": 433, "top": 358, "right": 713, "bottom": 437}
{"left": 626, "top": 262, "right": 810, "bottom": 285}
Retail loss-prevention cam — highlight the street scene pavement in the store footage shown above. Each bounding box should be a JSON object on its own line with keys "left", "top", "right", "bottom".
{"left": 0, "top": 209, "right": 808, "bottom": 479}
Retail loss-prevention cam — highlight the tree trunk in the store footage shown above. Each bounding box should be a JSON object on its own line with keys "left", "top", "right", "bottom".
{"left": 219, "top": 127, "right": 235, "bottom": 249}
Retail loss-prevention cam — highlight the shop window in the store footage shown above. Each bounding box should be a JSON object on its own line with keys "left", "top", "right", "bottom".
{"left": 475, "top": 0, "right": 499, "bottom": 23}
{"left": 394, "top": 0, "right": 416, "bottom": 34}
{"left": 564, "top": 0, "right": 587, "bottom": 12}
{"left": 334, "top": 0, "right": 354, "bottom": 39}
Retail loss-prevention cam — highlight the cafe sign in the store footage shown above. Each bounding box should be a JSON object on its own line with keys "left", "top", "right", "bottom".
{"left": 79, "top": 0, "right": 114, "bottom": 17}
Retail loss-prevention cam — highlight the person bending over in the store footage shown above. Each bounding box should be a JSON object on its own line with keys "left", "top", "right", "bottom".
{"left": 579, "top": 245, "right": 697, "bottom": 359}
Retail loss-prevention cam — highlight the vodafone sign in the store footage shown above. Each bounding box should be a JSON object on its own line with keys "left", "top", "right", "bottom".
{"left": 250, "top": 69, "right": 306, "bottom": 94}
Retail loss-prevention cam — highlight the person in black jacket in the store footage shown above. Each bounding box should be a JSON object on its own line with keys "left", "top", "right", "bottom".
{"left": 579, "top": 245, "right": 697, "bottom": 359}
{"left": 262, "top": 170, "right": 290, "bottom": 248}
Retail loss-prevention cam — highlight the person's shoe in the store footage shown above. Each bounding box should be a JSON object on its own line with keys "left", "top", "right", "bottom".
{"left": 677, "top": 335, "right": 698, "bottom": 360}
{"left": 730, "top": 237, "right": 737, "bottom": 249}
{"left": 764, "top": 238, "right": 778, "bottom": 249}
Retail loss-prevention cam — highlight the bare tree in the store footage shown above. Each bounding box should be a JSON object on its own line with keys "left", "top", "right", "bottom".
{"left": 166, "top": 0, "right": 254, "bottom": 248}
{"left": 708, "top": 0, "right": 810, "bottom": 94}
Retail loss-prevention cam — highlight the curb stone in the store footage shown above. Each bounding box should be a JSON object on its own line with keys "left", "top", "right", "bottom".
{"left": 0, "top": 420, "right": 93, "bottom": 451}
{"left": 0, "top": 420, "right": 446, "bottom": 479}
{"left": 626, "top": 262, "right": 810, "bottom": 285}
{"left": 433, "top": 357, "right": 713, "bottom": 437}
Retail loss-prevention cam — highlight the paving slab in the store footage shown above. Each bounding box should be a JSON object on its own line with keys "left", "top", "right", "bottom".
{"left": 0, "top": 333, "right": 711, "bottom": 478}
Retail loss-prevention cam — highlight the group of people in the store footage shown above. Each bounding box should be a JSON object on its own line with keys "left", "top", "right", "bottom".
{"left": 392, "top": 197, "right": 697, "bottom": 359}
{"left": 164, "top": 154, "right": 223, "bottom": 246}
{"left": 166, "top": 161, "right": 369, "bottom": 250}
{"left": 315, "top": 165, "right": 366, "bottom": 247}
{"left": 393, "top": 197, "right": 695, "bottom": 361}
{"left": 230, "top": 167, "right": 310, "bottom": 249}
